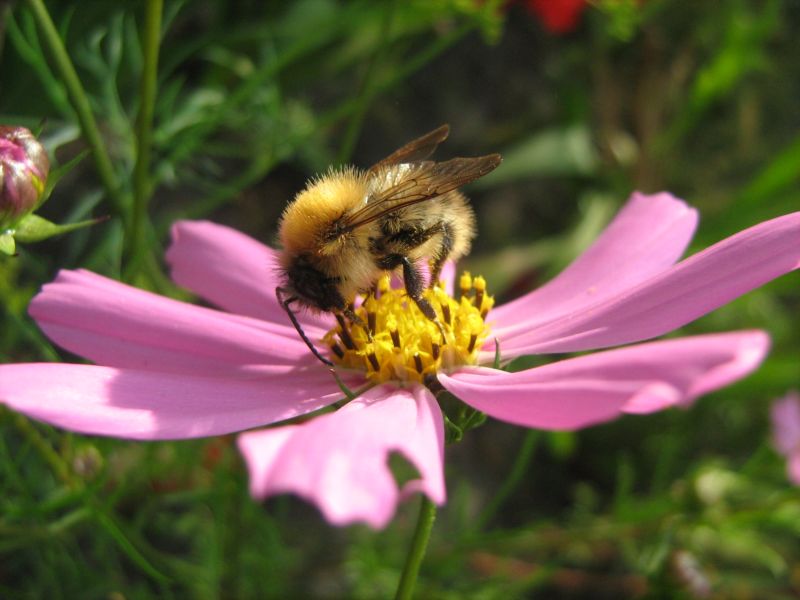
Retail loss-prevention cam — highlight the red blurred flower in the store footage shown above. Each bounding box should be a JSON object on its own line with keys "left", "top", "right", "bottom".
{"left": 525, "top": 0, "right": 587, "bottom": 34}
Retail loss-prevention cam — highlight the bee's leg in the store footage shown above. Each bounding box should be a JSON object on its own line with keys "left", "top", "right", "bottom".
{"left": 428, "top": 222, "right": 454, "bottom": 288}
{"left": 399, "top": 255, "right": 447, "bottom": 340}
{"left": 276, "top": 287, "right": 334, "bottom": 367}
{"left": 383, "top": 222, "right": 449, "bottom": 288}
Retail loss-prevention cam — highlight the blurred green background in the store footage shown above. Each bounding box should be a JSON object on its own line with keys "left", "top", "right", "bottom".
{"left": 1, "top": 0, "right": 799, "bottom": 598}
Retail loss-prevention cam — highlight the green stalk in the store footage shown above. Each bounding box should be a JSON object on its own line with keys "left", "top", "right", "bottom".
{"left": 394, "top": 496, "right": 437, "bottom": 600}
{"left": 26, "top": 0, "right": 127, "bottom": 217}
{"left": 175, "top": 21, "right": 473, "bottom": 222}
{"left": 336, "top": 0, "right": 396, "bottom": 165}
{"left": 127, "top": 0, "right": 163, "bottom": 278}
{"left": 0, "top": 3, "right": 11, "bottom": 63}
{"left": 3, "top": 408, "right": 169, "bottom": 581}
{"left": 473, "top": 430, "right": 539, "bottom": 532}
{"left": 4, "top": 407, "right": 71, "bottom": 484}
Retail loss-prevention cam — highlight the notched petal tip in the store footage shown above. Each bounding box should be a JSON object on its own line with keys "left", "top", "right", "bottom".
{"left": 236, "top": 386, "right": 446, "bottom": 529}
{"left": 629, "top": 190, "right": 692, "bottom": 212}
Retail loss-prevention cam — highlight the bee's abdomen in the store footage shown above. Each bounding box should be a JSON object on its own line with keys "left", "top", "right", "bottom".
{"left": 368, "top": 190, "right": 475, "bottom": 268}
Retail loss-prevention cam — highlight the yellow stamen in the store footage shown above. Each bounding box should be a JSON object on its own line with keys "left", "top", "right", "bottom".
{"left": 377, "top": 276, "right": 391, "bottom": 296}
{"left": 323, "top": 273, "right": 494, "bottom": 384}
{"left": 459, "top": 271, "right": 473, "bottom": 297}
{"left": 474, "top": 275, "right": 486, "bottom": 309}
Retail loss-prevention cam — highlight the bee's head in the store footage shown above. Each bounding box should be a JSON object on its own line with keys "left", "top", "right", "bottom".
{"left": 281, "top": 252, "right": 345, "bottom": 313}
{"left": 275, "top": 254, "right": 341, "bottom": 368}
{"left": 278, "top": 167, "right": 366, "bottom": 256}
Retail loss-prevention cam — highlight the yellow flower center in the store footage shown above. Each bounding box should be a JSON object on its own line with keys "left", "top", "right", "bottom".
{"left": 323, "top": 272, "right": 494, "bottom": 384}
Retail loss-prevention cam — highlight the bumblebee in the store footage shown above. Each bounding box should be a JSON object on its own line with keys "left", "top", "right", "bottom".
{"left": 276, "top": 125, "right": 501, "bottom": 365}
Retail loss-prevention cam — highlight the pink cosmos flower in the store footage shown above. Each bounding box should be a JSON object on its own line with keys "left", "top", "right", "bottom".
{"left": 0, "top": 191, "right": 798, "bottom": 528}
{"left": 770, "top": 391, "right": 800, "bottom": 485}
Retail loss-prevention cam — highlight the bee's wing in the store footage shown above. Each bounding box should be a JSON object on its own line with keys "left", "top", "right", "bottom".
{"left": 342, "top": 154, "right": 501, "bottom": 231}
{"left": 367, "top": 124, "right": 450, "bottom": 173}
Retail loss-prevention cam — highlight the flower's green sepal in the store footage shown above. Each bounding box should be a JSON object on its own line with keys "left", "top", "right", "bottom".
{"left": 0, "top": 231, "right": 16, "bottom": 256}
{"left": 461, "top": 408, "right": 487, "bottom": 433}
{"left": 443, "top": 414, "right": 463, "bottom": 445}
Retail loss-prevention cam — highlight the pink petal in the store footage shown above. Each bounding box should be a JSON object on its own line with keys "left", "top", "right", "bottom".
{"left": 166, "top": 220, "right": 333, "bottom": 330}
{"left": 491, "top": 192, "right": 698, "bottom": 331}
{"left": 771, "top": 391, "right": 800, "bottom": 455}
{"left": 492, "top": 211, "right": 799, "bottom": 358}
{"left": 438, "top": 261, "right": 457, "bottom": 295}
{"left": 29, "top": 269, "right": 331, "bottom": 374}
{"left": 237, "top": 385, "right": 446, "bottom": 529}
{"left": 442, "top": 331, "right": 769, "bottom": 430}
{"left": 0, "top": 363, "right": 344, "bottom": 440}
{"left": 787, "top": 453, "right": 800, "bottom": 486}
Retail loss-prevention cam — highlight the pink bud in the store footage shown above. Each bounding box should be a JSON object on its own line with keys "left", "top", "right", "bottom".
{"left": 0, "top": 126, "right": 50, "bottom": 227}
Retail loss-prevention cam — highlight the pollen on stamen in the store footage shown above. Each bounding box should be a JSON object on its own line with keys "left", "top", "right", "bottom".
{"left": 459, "top": 272, "right": 473, "bottom": 297}
{"left": 474, "top": 275, "right": 486, "bottom": 308}
{"left": 322, "top": 272, "right": 494, "bottom": 384}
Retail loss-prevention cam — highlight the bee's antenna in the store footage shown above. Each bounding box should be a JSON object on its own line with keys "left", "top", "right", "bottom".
{"left": 276, "top": 287, "right": 334, "bottom": 367}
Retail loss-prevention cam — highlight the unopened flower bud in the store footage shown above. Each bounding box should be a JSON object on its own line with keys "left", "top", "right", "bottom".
{"left": 72, "top": 445, "right": 104, "bottom": 480}
{"left": 0, "top": 126, "right": 50, "bottom": 228}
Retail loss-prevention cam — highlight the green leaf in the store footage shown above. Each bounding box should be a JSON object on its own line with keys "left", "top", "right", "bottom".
{"left": 13, "top": 213, "right": 108, "bottom": 243}
{"left": 93, "top": 510, "right": 171, "bottom": 584}
{"left": 737, "top": 133, "right": 800, "bottom": 208}
{"left": 472, "top": 125, "right": 598, "bottom": 189}
{"left": 39, "top": 149, "right": 90, "bottom": 205}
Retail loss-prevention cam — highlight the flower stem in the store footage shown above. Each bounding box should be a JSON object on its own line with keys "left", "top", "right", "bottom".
{"left": 4, "top": 407, "right": 72, "bottom": 485}
{"left": 473, "top": 430, "right": 539, "bottom": 532}
{"left": 26, "top": 0, "right": 127, "bottom": 217}
{"left": 126, "top": 0, "right": 163, "bottom": 279}
{"left": 335, "top": 0, "right": 395, "bottom": 165}
{"left": 394, "top": 496, "right": 437, "bottom": 600}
